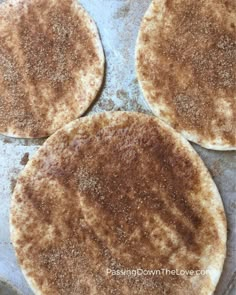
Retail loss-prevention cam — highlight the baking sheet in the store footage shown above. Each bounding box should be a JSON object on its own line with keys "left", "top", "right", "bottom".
{"left": 0, "top": 0, "right": 235, "bottom": 294}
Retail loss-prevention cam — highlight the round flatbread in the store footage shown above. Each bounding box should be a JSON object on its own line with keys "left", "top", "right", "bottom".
{"left": 136, "top": 0, "right": 236, "bottom": 150}
{"left": 11, "top": 112, "right": 226, "bottom": 295}
{"left": 0, "top": 0, "right": 104, "bottom": 138}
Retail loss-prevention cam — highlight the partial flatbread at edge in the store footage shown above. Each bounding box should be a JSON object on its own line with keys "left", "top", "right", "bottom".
{"left": 11, "top": 112, "right": 226, "bottom": 295}
{"left": 136, "top": 0, "right": 236, "bottom": 150}
{"left": 0, "top": 0, "right": 104, "bottom": 138}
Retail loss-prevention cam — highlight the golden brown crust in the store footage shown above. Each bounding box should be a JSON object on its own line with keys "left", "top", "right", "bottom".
{"left": 11, "top": 112, "right": 226, "bottom": 295}
{"left": 0, "top": 0, "right": 104, "bottom": 138}
{"left": 136, "top": 0, "right": 236, "bottom": 150}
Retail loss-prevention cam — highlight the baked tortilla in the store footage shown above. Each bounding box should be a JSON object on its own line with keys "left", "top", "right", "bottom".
{"left": 0, "top": 0, "right": 104, "bottom": 138}
{"left": 136, "top": 0, "right": 236, "bottom": 150}
{"left": 11, "top": 112, "right": 226, "bottom": 294}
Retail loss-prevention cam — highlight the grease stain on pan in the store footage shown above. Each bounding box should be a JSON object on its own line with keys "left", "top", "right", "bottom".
{"left": 20, "top": 152, "right": 29, "bottom": 166}
{"left": 114, "top": 3, "right": 130, "bottom": 19}
{"left": 0, "top": 279, "right": 21, "bottom": 295}
{"left": 1, "top": 134, "right": 45, "bottom": 146}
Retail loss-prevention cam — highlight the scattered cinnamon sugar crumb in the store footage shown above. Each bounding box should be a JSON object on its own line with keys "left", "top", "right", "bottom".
{"left": 20, "top": 152, "right": 29, "bottom": 166}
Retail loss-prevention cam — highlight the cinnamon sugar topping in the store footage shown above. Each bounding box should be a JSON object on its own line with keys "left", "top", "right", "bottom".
{"left": 0, "top": 0, "right": 104, "bottom": 137}
{"left": 137, "top": 0, "right": 236, "bottom": 148}
{"left": 11, "top": 113, "right": 226, "bottom": 294}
